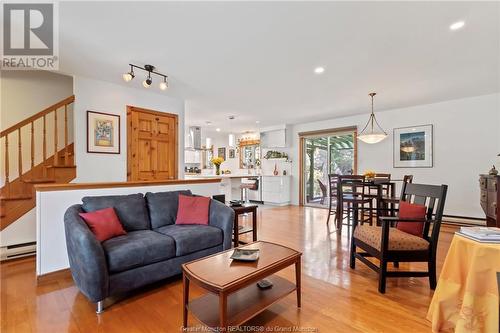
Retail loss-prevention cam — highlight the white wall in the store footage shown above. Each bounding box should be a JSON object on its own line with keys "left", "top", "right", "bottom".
{"left": 290, "top": 93, "right": 500, "bottom": 218}
{"left": 73, "top": 76, "right": 185, "bottom": 182}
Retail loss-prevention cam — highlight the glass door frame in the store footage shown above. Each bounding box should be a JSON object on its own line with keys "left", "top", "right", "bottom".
{"left": 298, "top": 126, "right": 358, "bottom": 207}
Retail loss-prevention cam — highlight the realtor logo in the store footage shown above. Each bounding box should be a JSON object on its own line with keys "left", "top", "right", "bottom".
{"left": 2, "top": 2, "right": 59, "bottom": 69}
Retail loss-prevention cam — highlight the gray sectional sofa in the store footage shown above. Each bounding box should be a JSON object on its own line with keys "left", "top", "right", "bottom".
{"left": 63, "top": 190, "right": 234, "bottom": 313}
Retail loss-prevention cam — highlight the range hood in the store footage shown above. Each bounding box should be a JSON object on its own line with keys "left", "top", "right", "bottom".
{"left": 186, "top": 126, "right": 202, "bottom": 150}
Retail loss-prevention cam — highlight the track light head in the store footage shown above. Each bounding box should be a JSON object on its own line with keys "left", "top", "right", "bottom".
{"left": 122, "top": 65, "right": 135, "bottom": 82}
{"left": 159, "top": 77, "right": 168, "bottom": 90}
{"left": 142, "top": 77, "right": 152, "bottom": 88}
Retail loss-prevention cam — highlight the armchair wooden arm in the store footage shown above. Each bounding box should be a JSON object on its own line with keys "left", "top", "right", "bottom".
{"left": 379, "top": 216, "right": 436, "bottom": 224}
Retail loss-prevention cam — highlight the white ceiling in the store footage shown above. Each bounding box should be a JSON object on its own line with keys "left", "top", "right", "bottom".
{"left": 59, "top": 1, "right": 500, "bottom": 132}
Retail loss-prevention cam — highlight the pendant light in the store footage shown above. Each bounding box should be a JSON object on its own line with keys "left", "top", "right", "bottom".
{"left": 228, "top": 115, "right": 236, "bottom": 147}
{"left": 357, "top": 92, "right": 387, "bottom": 144}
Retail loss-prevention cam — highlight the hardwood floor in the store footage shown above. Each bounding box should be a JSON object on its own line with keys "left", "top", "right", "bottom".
{"left": 0, "top": 205, "right": 457, "bottom": 332}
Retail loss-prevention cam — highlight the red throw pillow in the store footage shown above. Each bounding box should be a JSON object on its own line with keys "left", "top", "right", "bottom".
{"left": 176, "top": 195, "right": 210, "bottom": 225}
{"left": 396, "top": 201, "right": 427, "bottom": 236}
{"left": 79, "top": 207, "right": 126, "bottom": 242}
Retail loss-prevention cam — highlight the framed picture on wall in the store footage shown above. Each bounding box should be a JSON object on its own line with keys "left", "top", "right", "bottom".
{"left": 393, "top": 124, "right": 433, "bottom": 168}
{"left": 87, "top": 111, "right": 120, "bottom": 154}
{"left": 229, "top": 148, "right": 235, "bottom": 159}
{"left": 218, "top": 147, "right": 226, "bottom": 160}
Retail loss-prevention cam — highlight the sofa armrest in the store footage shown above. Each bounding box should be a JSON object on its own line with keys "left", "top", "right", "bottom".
{"left": 209, "top": 200, "right": 235, "bottom": 250}
{"left": 64, "top": 204, "right": 109, "bottom": 302}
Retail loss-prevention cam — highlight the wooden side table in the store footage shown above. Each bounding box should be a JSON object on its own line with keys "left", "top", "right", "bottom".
{"left": 231, "top": 204, "right": 258, "bottom": 248}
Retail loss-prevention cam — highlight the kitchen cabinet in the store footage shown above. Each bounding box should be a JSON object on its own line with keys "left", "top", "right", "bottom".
{"left": 262, "top": 176, "right": 290, "bottom": 205}
{"left": 260, "top": 129, "right": 287, "bottom": 148}
{"left": 185, "top": 150, "right": 201, "bottom": 164}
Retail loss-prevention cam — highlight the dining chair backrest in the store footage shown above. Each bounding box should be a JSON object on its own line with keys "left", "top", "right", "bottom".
{"left": 399, "top": 183, "right": 448, "bottom": 246}
{"left": 328, "top": 174, "right": 340, "bottom": 199}
{"left": 374, "top": 173, "right": 391, "bottom": 180}
{"left": 373, "top": 173, "right": 392, "bottom": 196}
{"left": 318, "top": 179, "right": 327, "bottom": 197}
{"left": 339, "top": 175, "right": 367, "bottom": 199}
{"left": 403, "top": 175, "right": 414, "bottom": 184}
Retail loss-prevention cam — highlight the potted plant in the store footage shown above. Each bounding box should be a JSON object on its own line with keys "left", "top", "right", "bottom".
{"left": 211, "top": 156, "right": 225, "bottom": 175}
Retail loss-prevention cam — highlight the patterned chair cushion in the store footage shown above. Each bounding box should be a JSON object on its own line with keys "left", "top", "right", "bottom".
{"left": 354, "top": 225, "right": 429, "bottom": 251}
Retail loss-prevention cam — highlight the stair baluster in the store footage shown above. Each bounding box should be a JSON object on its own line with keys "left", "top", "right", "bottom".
{"left": 54, "top": 108, "right": 58, "bottom": 166}
{"left": 64, "top": 104, "right": 69, "bottom": 166}
{"left": 31, "top": 122, "right": 35, "bottom": 169}
{"left": 17, "top": 129, "right": 22, "bottom": 182}
{"left": 4, "top": 135, "right": 10, "bottom": 196}
{"left": 43, "top": 115, "right": 47, "bottom": 177}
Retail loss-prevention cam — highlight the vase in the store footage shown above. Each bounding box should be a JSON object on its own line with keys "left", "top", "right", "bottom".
{"left": 215, "top": 165, "right": 220, "bottom": 175}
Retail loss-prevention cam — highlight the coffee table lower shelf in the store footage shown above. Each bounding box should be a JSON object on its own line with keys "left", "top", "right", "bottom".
{"left": 188, "top": 275, "right": 296, "bottom": 329}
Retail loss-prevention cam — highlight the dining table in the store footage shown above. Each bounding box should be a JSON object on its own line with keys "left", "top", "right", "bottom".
{"left": 339, "top": 178, "right": 398, "bottom": 228}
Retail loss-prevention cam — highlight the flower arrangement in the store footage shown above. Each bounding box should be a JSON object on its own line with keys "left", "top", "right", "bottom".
{"left": 211, "top": 157, "right": 225, "bottom": 175}
{"left": 363, "top": 170, "right": 376, "bottom": 179}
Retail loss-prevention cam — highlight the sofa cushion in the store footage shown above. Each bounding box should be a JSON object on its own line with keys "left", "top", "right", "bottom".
{"left": 78, "top": 207, "right": 126, "bottom": 242}
{"left": 82, "top": 193, "right": 150, "bottom": 231}
{"left": 102, "top": 230, "right": 176, "bottom": 273}
{"left": 145, "top": 190, "right": 192, "bottom": 229}
{"left": 154, "top": 224, "right": 223, "bottom": 256}
{"left": 176, "top": 195, "right": 210, "bottom": 225}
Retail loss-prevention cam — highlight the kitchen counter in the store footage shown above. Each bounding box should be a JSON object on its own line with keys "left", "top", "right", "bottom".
{"left": 184, "top": 174, "right": 290, "bottom": 179}
{"left": 183, "top": 174, "right": 291, "bottom": 206}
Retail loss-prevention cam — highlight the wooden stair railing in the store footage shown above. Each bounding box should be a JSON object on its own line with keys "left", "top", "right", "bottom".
{"left": 0, "top": 95, "right": 76, "bottom": 229}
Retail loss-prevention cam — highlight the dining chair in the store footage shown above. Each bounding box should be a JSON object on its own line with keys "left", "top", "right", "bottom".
{"left": 339, "top": 175, "right": 373, "bottom": 230}
{"left": 326, "top": 174, "right": 340, "bottom": 226}
{"left": 365, "top": 173, "right": 392, "bottom": 222}
{"left": 350, "top": 182, "right": 448, "bottom": 293}
{"left": 318, "top": 179, "right": 328, "bottom": 205}
{"left": 380, "top": 175, "right": 414, "bottom": 217}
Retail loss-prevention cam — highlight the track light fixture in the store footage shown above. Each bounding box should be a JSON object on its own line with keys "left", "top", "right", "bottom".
{"left": 122, "top": 64, "right": 169, "bottom": 91}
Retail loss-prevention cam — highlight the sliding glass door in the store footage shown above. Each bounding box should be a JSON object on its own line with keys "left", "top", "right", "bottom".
{"left": 302, "top": 130, "right": 356, "bottom": 208}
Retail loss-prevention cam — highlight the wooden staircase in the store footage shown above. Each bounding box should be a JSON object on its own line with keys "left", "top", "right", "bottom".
{"left": 0, "top": 96, "right": 76, "bottom": 230}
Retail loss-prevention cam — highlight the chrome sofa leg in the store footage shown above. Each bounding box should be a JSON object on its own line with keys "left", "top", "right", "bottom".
{"left": 96, "top": 300, "right": 104, "bottom": 314}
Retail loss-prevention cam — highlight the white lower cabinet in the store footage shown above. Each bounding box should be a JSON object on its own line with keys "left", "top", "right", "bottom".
{"left": 262, "top": 176, "right": 291, "bottom": 205}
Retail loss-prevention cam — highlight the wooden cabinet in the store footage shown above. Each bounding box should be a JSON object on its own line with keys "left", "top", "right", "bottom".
{"left": 479, "top": 174, "right": 499, "bottom": 227}
{"left": 127, "top": 106, "right": 178, "bottom": 181}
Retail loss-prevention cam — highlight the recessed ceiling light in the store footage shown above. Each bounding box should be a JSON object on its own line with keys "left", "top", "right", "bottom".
{"left": 216, "top": 128, "right": 221, "bottom": 132}
{"left": 255, "top": 120, "right": 260, "bottom": 124}
{"left": 206, "top": 121, "right": 212, "bottom": 126}
{"left": 314, "top": 67, "right": 325, "bottom": 74}
{"left": 449, "top": 21, "right": 465, "bottom": 31}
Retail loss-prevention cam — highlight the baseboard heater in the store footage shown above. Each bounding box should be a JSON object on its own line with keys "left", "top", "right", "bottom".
{"left": 0, "top": 241, "right": 36, "bottom": 261}
{"left": 443, "top": 215, "right": 486, "bottom": 227}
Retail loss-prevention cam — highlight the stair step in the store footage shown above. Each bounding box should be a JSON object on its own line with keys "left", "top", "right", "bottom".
{"left": 23, "top": 178, "right": 56, "bottom": 184}
{"left": 0, "top": 195, "right": 33, "bottom": 201}
{"left": 47, "top": 164, "right": 76, "bottom": 169}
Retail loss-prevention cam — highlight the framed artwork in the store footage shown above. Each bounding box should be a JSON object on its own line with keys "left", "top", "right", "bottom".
{"left": 87, "top": 111, "right": 120, "bottom": 154}
{"left": 393, "top": 124, "right": 433, "bottom": 168}
{"left": 218, "top": 147, "right": 226, "bottom": 160}
{"left": 228, "top": 148, "right": 235, "bottom": 159}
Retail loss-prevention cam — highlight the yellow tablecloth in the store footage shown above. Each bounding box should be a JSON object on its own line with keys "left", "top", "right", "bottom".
{"left": 427, "top": 234, "right": 500, "bottom": 332}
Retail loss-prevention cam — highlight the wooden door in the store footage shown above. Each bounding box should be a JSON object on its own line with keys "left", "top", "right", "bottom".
{"left": 127, "top": 106, "right": 178, "bottom": 181}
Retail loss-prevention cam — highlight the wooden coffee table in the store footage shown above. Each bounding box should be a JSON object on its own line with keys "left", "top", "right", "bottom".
{"left": 182, "top": 241, "right": 302, "bottom": 330}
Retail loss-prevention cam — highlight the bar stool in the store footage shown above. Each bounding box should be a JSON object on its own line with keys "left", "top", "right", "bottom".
{"left": 240, "top": 183, "right": 255, "bottom": 204}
